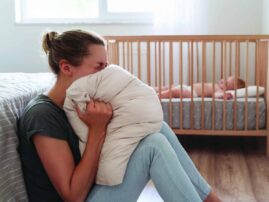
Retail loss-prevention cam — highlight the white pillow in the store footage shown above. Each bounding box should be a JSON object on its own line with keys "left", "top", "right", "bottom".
{"left": 227, "top": 86, "right": 265, "bottom": 98}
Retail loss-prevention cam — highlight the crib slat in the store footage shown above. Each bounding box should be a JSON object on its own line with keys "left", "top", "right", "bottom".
{"left": 256, "top": 41, "right": 260, "bottom": 130}
{"left": 238, "top": 43, "right": 241, "bottom": 77}
{"left": 155, "top": 42, "right": 157, "bottom": 87}
{"left": 190, "top": 41, "right": 194, "bottom": 129}
{"left": 158, "top": 41, "right": 162, "bottom": 98}
{"left": 128, "top": 42, "right": 130, "bottom": 73}
{"left": 112, "top": 42, "right": 114, "bottom": 64}
{"left": 196, "top": 42, "right": 199, "bottom": 82}
{"left": 138, "top": 42, "right": 141, "bottom": 79}
{"left": 114, "top": 42, "right": 117, "bottom": 64}
{"left": 109, "top": 41, "right": 113, "bottom": 64}
{"left": 212, "top": 41, "right": 216, "bottom": 130}
{"left": 116, "top": 41, "right": 119, "bottom": 65}
{"left": 221, "top": 41, "right": 223, "bottom": 79}
{"left": 147, "top": 41, "right": 151, "bottom": 85}
{"left": 233, "top": 41, "right": 239, "bottom": 130}
{"left": 107, "top": 41, "right": 110, "bottom": 63}
{"left": 169, "top": 41, "right": 173, "bottom": 126}
{"left": 222, "top": 41, "right": 227, "bottom": 130}
{"left": 201, "top": 41, "right": 206, "bottom": 129}
{"left": 130, "top": 42, "right": 134, "bottom": 74}
{"left": 244, "top": 41, "right": 249, "bottom": 130}
{"left": 266, "top": 41, "right": 269, "bottom": 156}
{"left": 187, "top": 41, "right": 191, "bottom": 127}
{"left": 162, "top": 42, "right": 166, "bottom": 87}
{"left": 229, "top": 42, "right": 232, "bottom": 76}
{"left": 118, "top": 42, "right": 121, "bottom": 66}
{"left": 123, "top": 42, "right": 126, "bottom": 68}
{"left": 179, "top": 41, "right": 183, "bottom": 130}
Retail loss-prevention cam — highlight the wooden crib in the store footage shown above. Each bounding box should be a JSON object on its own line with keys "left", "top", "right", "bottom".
{"left": 105, "top": 35, "right": 269, "bottom": 156}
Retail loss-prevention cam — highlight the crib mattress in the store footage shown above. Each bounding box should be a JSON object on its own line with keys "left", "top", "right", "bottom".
{"left": 0, "top": 73, "right": 55, "bottom": 202}
{"left": 161, "top": 97, "right": 266, "bottom": 130}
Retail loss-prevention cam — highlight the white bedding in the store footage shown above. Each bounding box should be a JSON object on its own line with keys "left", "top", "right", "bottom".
{"left": 227, "top": 86, "right": 265, "bottom": 98}
{"left": 64, "top": 65, "right": 163, "bottom": 185}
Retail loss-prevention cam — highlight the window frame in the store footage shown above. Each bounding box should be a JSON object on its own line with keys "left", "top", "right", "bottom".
{"left": 15, "top": 0, "right": 154, "bottom": 24}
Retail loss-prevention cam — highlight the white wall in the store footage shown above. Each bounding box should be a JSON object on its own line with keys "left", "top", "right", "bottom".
{"left": 0, "top": 0, "right": 263, "bottom": 73}
{"left": 262, "top": 0, "right": 269, "bottom": 33}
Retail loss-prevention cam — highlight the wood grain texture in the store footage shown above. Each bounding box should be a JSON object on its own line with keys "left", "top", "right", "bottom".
{"left": 138, "top": 136, "right": 269, "bottom": 202}
{"left": 183, "top": 136, "right": 269, "bottom": 202}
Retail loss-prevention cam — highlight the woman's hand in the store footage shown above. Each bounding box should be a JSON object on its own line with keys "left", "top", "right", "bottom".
{"left": 76, "top": 100, "right": 113, "bottom": 135}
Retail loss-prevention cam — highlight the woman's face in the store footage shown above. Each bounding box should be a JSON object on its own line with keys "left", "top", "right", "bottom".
{"left": 71, "top": 44, "right": 108, "bottom": 81}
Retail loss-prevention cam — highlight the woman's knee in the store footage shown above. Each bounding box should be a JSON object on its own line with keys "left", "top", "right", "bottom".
{"left": 161, "top": 121, "right": 170, "bottom": 132}
{"left": 140, "top": 133, "right": 170, "bottom": 151}
{"left": 160, "top": 121, "right": 175, "bottom": 138}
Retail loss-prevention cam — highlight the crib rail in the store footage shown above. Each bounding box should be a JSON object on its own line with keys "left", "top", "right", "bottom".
{"left": 105, "top": 35, "right": 269, "bottom": 142}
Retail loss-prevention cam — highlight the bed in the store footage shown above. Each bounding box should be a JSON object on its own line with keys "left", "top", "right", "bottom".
{"left": 105, "top": 35, "right": 269, "bottom": 156}
{"left": 0, "top": 73, "right": 55, "bottom": 202}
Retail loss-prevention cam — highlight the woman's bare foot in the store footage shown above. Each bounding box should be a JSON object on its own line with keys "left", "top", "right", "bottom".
{"left": 204, "top": 190, "right": 222, "bottom": 202}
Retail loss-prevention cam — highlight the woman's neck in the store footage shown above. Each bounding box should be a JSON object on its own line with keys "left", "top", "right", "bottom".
{"left": 47, "top": 76, "right": 72, "bottom": 108}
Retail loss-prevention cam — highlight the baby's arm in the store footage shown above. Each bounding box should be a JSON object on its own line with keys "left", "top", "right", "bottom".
{"left": 214, "top": 90, "right": 233, "bottom": 99}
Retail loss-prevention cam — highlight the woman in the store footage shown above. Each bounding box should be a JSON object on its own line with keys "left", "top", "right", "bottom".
{"left": 18, "top": 29, "right": 221, "bottom": 202}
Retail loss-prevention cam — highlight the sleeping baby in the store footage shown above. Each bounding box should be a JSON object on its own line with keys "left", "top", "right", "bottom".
{"left": 157, "top": 76, "right": 246, "bottom": 99}
{"left": 63, "top": 64, "right": 163, "bottom": 186}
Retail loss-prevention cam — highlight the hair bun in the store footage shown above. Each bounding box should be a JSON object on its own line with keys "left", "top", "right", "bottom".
{"left": 42, "top": 31, "right": 58, "bottom": 54}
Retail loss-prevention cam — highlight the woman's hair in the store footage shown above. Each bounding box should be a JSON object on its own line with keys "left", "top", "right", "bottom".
{"left": 42, "top": 29, "right": 105, "bottom": 74}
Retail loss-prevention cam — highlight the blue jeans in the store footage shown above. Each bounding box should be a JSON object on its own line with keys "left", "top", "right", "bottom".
{"left": 87, "top": 122, "right": 211, "bottom": 202}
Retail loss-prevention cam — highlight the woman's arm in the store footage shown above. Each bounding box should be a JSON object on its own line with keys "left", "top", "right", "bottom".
{"left": 33, "top": 100, "right": 112, "bottom": 202}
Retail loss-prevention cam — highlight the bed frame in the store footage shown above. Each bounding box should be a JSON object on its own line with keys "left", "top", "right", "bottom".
{"left": 105, "top": 35, "right": 269, "bottom": 156}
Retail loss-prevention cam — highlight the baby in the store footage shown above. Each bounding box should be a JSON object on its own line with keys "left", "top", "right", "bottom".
{"left": 158, "top": 76, "right": 245, "bottom": 99}
{"left": 63, "top": 64, "right": 163, "bottom": 186}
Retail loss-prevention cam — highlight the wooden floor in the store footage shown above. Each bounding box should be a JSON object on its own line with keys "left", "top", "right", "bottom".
{"left": 138, "top": 136, "right": 269, "bottom": 202}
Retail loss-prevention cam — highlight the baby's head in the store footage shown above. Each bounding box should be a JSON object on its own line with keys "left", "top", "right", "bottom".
{"left": 219, "top": 76, "right": 245, "bottom": 90}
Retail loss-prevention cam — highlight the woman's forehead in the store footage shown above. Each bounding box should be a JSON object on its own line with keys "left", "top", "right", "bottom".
{"left": 89, "top": 44, "right": 105, "bottom": 52}
{"left": 90, "top": 46, "right": 107, "bottom": 59}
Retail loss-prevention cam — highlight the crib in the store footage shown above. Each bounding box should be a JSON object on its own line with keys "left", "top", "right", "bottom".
{"left": 105, "top": 35, "right": 269, "bottom": 156}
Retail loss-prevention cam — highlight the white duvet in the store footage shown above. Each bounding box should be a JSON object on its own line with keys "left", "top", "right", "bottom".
{"left": 63, "top": 64, "right": 163, "bottom": 185}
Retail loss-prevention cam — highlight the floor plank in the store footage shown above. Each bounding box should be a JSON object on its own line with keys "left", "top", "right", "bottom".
{"left": 138, "top": 136, "right": 269, "bottom": 202}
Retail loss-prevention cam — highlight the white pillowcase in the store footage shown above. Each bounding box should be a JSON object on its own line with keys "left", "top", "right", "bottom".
{"left": 227, "top": 86, "right": 265, "bottom": 98}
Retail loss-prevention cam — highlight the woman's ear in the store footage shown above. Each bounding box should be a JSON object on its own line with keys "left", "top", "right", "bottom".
{"left": 59, "top": 59, "right": 73, "bottom": 76}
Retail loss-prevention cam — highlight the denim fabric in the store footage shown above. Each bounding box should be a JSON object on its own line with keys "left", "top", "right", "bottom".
{"left": 87, "top": 122, "right": 211, "bottom": 202}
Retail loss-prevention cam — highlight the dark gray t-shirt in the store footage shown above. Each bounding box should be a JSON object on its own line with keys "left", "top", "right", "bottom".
{"left": 18, "top": 94, "right": 81, "bottom": 202}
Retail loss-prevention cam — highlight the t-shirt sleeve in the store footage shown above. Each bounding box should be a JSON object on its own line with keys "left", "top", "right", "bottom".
{"left": 23, "top": 104, "right": 68, "bottom": 143}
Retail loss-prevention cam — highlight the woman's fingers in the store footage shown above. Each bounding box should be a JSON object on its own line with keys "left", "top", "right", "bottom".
{"left": 85, "top": 100, "right": 112, "bottom": 115}
{"left": 106, "top": 103, "right": 113, "bottom": 115}
{"left": 75, "top": 99, "right": 113, "bottom": 131}
{"left": 87, "top": 100, "right": 95, "bottom": 111}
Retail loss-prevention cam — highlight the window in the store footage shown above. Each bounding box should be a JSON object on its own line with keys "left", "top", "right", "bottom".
{"left": 15, "top": 0, "right": 155, "bottom": 24}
